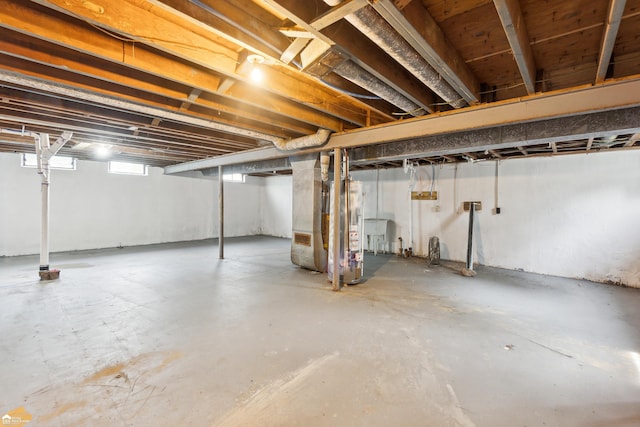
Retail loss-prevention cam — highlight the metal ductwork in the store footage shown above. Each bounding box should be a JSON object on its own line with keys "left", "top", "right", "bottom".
{"left": 273, "top": 128, "right": 332, "bottom": 151}
{"left": 290, "top": 153, "right": 328, "bottom": 272}
{"left": 323, "top": 0, "right": 467, "bottom": 109}
{"left": 304, "top": 46, "right": 426, "bottom": 117}
{"left": 333, "top": 60, "right": 424, "bottom": 116}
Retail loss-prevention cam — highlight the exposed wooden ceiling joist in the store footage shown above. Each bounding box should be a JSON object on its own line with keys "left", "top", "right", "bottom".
{"left": 28, "top": 0, "right": 389, "bottom": 127}
{"left": 596, "top": 0, "right": 628, "bottom": 83}
{"left": 0, "top": 0, "right": 638, "bottom": 169}
{"left": 369, "top": 0, "right": 480, "bottom": 103}
{"left": 493, "top": 0, "right": 537, "bottom": 94}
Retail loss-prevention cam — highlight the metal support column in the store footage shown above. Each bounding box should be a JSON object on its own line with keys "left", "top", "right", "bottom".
{"left": 36, "top": 131, "right": 72, "bottom": 280}
{"left": 331, "top": 148, "right": 341, "bottom": 291}
{"left": 218, "top": 165, "right": 224, "bottom": 259}
{"left": 462, "top": 202, "right": 477, "bottom": 277}
{"left": 38, "top": 133, "right": 50, "bottom": 273}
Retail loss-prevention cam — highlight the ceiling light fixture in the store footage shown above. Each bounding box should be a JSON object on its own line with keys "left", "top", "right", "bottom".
{"left": 95, "top": 144, "right": 111, "bottom": 159}
{"left": 247, "top": 54, "right": 265, "bottom": 84}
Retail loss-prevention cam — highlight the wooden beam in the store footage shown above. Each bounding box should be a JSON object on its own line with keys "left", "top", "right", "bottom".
{"left": 0, "top": 46, "right": 308, "bottom": 137}
{"left": 280, "top": 37, "right": 310, "bottom": 65}
{"left": 0, "top": 1, "right": 220, "bottom": 91}
{"left": 29, "top": 0, "right": 239, "bottom": 73}
{"left": 517, "top": 146, "right": 528, "bottom": 156}
{"left": 489, "top": 149, "right": 503, "bottom": 158}
{"left": 369, "top": 0, "right": 480, "bottom": 103}
{"left": 493, "top": 0, "right": 537, "bottom": 94}
{"left": 311, "top": 0, "right": 369, "bottom": 31}
{"left": 587, "top": 136, "right": 594, "bottom": 151}
{"left": 155, "top": 0, "right": 290, "bottom": 59}
{"left": 179, "top": 88, "right": 202, "bottom": 111}
{"left": 166, "top": 99, "right": 640, "bottom": 173}
{"left": 596, "top": 0, "right": 628, "bottom": 83}
{"left": 329, "top": 78, "right": 640, "bottom": 149}
{"left": 550, "top": 142, "right": 558, "bottom": 153}
{"left": 0, "top": 1, "right": 339, "bottom": 132}
{"left": 28, "top": 0, "right": 382, "bottom": 126}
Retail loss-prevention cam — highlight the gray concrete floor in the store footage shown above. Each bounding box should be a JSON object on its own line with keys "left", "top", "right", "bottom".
{"left": 1, "top": 236, "right": 639, "bottom": 426}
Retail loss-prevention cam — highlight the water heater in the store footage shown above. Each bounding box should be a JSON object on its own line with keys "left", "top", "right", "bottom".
{"left": 328, "top": 178, "right": 364, "bottom": 285}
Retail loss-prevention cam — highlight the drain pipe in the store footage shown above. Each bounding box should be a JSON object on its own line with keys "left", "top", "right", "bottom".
{"left": 273, "top": 128, "right": 332, "bottom": 151}
{"left": 332, "top": 148, "right": 342, "bottom": 291}
{"left": 37, "top": 131, "right": 73, "bottom": 280}
{"left": 322, "top": 0, "right": 466, "bottom": 109}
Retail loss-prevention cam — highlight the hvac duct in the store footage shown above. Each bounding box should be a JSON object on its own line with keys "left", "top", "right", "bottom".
{"left": 323, "top": 0, "right": 466, "bottom": 109}
{"left": 273, "top": 128, "right": 332, "bottom": 151}
{"left": 290, "top": 153, "right": 328, "bottom": 272}
{"left": 334, "top": 60, "right": 424, "bottom": 116}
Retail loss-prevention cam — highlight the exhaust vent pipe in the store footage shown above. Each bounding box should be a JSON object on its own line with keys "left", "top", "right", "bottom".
{"left": 273, "top": 128, "right": 332, "bottom": 151}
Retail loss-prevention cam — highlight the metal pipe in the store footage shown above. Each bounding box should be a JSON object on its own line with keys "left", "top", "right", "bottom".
{"left": 39, "top": 133, "right": 50, "bottom": 272}
{"left": 320, "top": 151, "right": 330, "bottom": 181}
{"left": 334, "top": 60, "right": 424, "bottom": 116}
{"left": 218, "top": 165, "right": 224, "bottom": 259}
{"left": 343, "top": 150, "right": 350, "bottom": 283}
{"left": 322, "top": 0, "right": 466, "bottom": 109}
{"left": 332, "top": 148, "right": 341, "bottom": 291}
{"left": 375, "top": 168, "right": 379, "bottom": 218}
{"left": 466, "top": 203, "right": 475, "bottom": 270}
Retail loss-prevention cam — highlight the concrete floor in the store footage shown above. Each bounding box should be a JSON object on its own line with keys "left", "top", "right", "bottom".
{"left": 1, "top": 236, "right": 639, "bottom": 427}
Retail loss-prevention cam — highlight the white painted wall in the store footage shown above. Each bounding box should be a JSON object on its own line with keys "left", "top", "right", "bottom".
{"left": 261, "top": 175, "right": 293, "bottom": 238}
{"left": 0, "top": 153, "right": 262, "bottom": 256}
{"left": 3, "top": 149, "right": 639, "bottom": 287}
{"left": 351, "top": 150, "right": 640, "bottom": 287}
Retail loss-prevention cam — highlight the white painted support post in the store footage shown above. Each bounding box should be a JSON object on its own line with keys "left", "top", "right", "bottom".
{"left": 218, "top": 165, "right": 224, "bottom": 259}
{"left": 36, "top": 131, "right": 72, "bottom": 280}
{"left": 38, "top": 133, "right": 50, "bottom": 272}
{"left": 332, "top": 148, "right": 341, "bottom": 291}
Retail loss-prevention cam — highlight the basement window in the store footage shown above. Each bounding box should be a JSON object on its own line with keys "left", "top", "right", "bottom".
{"left": 21, "top": 153, "right": 76, "bottom": 170}
{"left": 108, "top": 161, "right": 148, "bottom": 176}
{"left": 223, "top": 173, "right": 245, "bottom": 183}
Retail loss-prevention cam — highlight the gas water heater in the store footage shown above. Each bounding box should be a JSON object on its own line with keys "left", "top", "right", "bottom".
{"left": 328, "top": 177, "right": 364, "bottom": 285}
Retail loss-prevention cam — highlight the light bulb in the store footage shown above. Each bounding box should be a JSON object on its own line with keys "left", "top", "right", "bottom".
{"left": 95, "top": 145, "right": 111, "bottom": 158}
{"left": 250, "top": 66, "right": 264, "bottom": 83}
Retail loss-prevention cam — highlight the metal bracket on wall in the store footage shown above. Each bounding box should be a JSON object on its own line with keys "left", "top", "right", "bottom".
{"left": 463, "top": 201, "right": 482, "bottom": 211}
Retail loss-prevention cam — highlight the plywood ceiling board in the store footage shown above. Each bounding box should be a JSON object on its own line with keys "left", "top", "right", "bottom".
{"left": 467, "top": 51, "right": 526, "bottom": 93}
{"left": 543, "top": 62, "right": 598, "bottom": 91}
{"left": 521, "top": 0, "right": 608, "bottom": 43}
{"left": 420, "top": 0, "right": 494, "bottom": 22}
{"left": 531, "top": 26, "right": 602, "bottom": 71}
{"left": 436, "top": 2, "right": 511, "bottom": 60}
{"left": 615, "top": 13, "right": 640, "bottom": 57}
